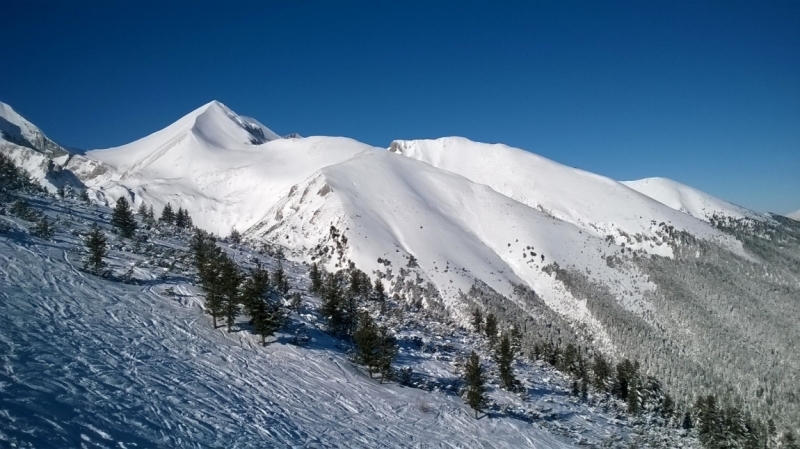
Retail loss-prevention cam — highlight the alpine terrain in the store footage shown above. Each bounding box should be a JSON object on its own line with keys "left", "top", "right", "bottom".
{"left": 1, "top": 100, "right": 798, "bottom": 448}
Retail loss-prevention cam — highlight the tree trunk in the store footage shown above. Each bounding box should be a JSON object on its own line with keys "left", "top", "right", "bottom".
{"left": 261, "top": 334, "right": 266, "bottom": 346}
{"left": 212, "top": 314, "right": 217, "bottom": 328}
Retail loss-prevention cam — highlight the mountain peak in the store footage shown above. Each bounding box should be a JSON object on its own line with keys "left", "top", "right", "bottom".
{"left": 0, "top": 100, "right": 68, "bottom": 158}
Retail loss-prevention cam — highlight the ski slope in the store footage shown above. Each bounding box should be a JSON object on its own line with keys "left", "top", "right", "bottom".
{"left": 622, "top": 177, "right": 757, "bottom": 222}
{"left": 0, "top": 196, "right": 667, "bottom": 449}
{"left": 81, "top": 101, "right": 374, "bottom": 235}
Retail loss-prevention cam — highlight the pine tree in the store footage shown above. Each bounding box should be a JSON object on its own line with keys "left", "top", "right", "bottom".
{"left": 484, "top": 313, "right": 497, "bottom": 344}
{"left": 193, "top": 231, "right": 225, "bottom": 328}
{"left": 696, "top": 395, "right": 721, "bottom": 448}
{"left": 229, "top": 228, "right": 241, "bottom": 244}
{"left": 137, "top": 202, "right": 148, "bottom": 218}
{"left": 592, "top": 354, "right": 611, "bottom": 391}
{"left": 320, "top": 271, "right": 345, "bottom": 336}
{"left": 495, "top": 333, "right": 518, "bottom": 391}
{"left": 464, "top": 351, "right": 487, "bottom": 418}
{"left": 309, "top": 262, "right": 323, "bottom": 294}
{"left": 31, "top": 216, "right": 55, "bottom": 240}
{"left": 614, "top": 358, "right": 639, "bottom": 401}
{"left": 373, "top": 278, "right": 386, "bottom": 302}
{"left": 580, "top": 378, "right": 588, "bottom": 402}
{"left": 376, "top": 326, "right": 397, "bottom": 382}
{"left": 111, "top": 197, "right": 137, "bottom": 238}
{"left": 273, "top": 262, "right": 290, "bottom": 296}
{"left": 354, "top": 311, "right": 381, "bottom": 377}
{"left": 241, "top": 262, "right": 270, "bottom": 318}
{"left": 240, "top": 262, "right": 285, "bottom": 344}
{"left": 79, "top": 189, "right": 90, "bottom": 203}
{"left": 782, "top": 431, "right": 799, "bottom": 449}
{"left": 160, "top": 203, "right": 175, "bottom": 225}
{"left": 147, "top": 205, "right": 156, "bottom": 225}
{"left": 57, "top": 186, "right": 65, "bottom": 198}
{"left": 471, "top": 308, "right": 483, "bottom": 333}
{"left": 662, "top": 393, "right": 675, "bottom": 421}
{"left": 219, "top": 255, "right": 242, "bottom": 332}
{"left": 682, "top": 411, "right": 694, "bottom": 430}
{"left": 84, "top": 223, "right": 107, "bottom": 275}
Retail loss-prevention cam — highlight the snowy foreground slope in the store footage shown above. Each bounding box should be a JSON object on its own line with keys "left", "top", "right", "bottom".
{"left": 0, "top": 195, "right": 694, "bottom": 448}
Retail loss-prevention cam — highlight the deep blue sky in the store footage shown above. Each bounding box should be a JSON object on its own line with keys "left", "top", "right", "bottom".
{"left": 2, "top": 1, "right": 798, "bottom": 213}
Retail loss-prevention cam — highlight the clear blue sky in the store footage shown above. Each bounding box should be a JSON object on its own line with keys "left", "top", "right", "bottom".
{"left": 2, "top": 1, "right": 798, "bottom": 214}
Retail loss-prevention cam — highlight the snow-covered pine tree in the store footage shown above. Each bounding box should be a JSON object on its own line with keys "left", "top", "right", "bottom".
{"left": 320, "top": 271, "right": 345, "bottom": 336}
{"left": 464, "top": 351, "right": 487, "bottom": 419}
{"left": 111, "top": 197, "right": 137, "bottom": 238}
{"left": 229, "top": 228, "right": 241, "bottom": 244}
{"left": 31, "top": 215, "right": 55, "bottom": 240}
{"left": 373, "top": 278, "right": 386, "bottom": 302}
{"left": 309, "top": 262, "right": 323, "bottom": 294}
{"left": 272, "top": 263, "right": 290, "bottom": 296}
{"left": 354, "top": 311, "right": 381, "bottom": 377}
{"left": 484, "top": 313, "right": 497, "bottom": 344}
{"left": 160, "top": 203, "right": 175, "bottom": 225}
{"left": 471, "top": 308, "right": 482, "bottom": 333}
{"left": 241, "top": 263, "right": 270, "bottom": 319}
{"left": 592, "top": 354, "right": 612, "bottom": 391}
{"left": 495, "top": 333, "right": 518, "bottom": 391}
{"left": 219, "top": 254, "right": 242, "bottom": 332}
{"left": 137, "top": 202, "right": 148, "bottom": 218}
{"left": 193, "top": 232, "right": 225, "bottom": 328}
{"left": 84, "top": 223, "right": 107, "bottom": 275}
{"left": 377, "top": 326, "right": 397, "bottom": 383}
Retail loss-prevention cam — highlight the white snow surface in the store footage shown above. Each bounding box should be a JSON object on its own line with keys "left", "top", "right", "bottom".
{"left": 0, "top": 101, "right": 72, "bottom": 191}
{"left": 390, "top": 137, "right": 742, "bottom": 256}
{"left": 248, "top": 150, "right": 654, "bottom": 342}
{"left": 82, "top": 101, "right": 373, "bottom": 234}
{"left": 0, "top": 196, "right": 681, "bottom": 448}
{"left": 622, "top": 177, "right": 758, "bottom": 222}
{"left": 786, "top": 209, "right": 800, "bottom": 220}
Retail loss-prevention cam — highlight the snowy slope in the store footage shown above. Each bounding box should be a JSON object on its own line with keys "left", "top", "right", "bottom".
{"left": 0, "top": 101, "right": 81, "bottom": 192}
{"left": 248, "top": 150, "right": 659, "bottom": 343}
{"left": 0, "top": 101, "right": 67, "bottom": 158}
{"left": 1, "top": 195, "right": 685, "bottom": 448}
{"left": 786, "top": 209, "right": 800, "bottom": 221}
{"left": 622, "top": 177, "right": 758, "bottom": 222}
{"left": 81, "top": 101, "right": 374, "bottom": 234}
{"left": 390, "top": 138, "right": 741, "bottom": 256}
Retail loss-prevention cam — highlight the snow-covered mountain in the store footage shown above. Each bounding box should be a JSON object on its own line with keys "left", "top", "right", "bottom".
{"left": 389, "top": 138, "right": 742, "bottom": 256}
{"left": 622, "top": 177, "right": 758, "bottom": 222}
{"left": 0, "top": 101, "right": 81, "bottom": 191}
{"left": 786, "top": 209, "right": 800, "bottom": 220}
{"left": 79, "top": 101, "right": 373, "bottom": 234}
{"left": 3, "top": 99, "right": 798, "bottom": 433}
